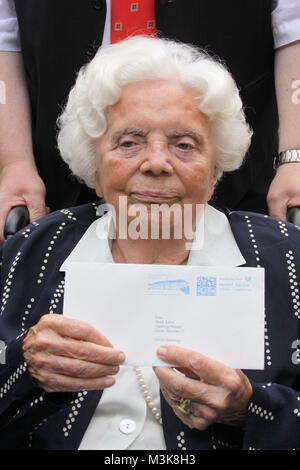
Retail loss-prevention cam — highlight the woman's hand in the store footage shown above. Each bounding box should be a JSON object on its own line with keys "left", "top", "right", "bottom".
{"left": 23, "top": 314, "right": 125, "bottom": 393}
{"left": 0, "top": 161, "right": 49, "bottom": 241}
{"left": 154, "top": 345, "right": 252, "bottom": 430}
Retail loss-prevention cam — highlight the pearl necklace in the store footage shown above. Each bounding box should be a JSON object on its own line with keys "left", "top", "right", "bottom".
{"left": 134, "top": 366, "right": 163, "bottom": 425}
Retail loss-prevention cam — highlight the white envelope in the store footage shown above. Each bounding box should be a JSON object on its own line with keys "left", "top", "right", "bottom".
{"left": 62, "top": 262, "right": 265, "bottom": 369}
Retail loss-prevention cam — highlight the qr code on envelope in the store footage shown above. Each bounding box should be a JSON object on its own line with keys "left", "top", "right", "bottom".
{"left": 196, "top": 276, "right": 217, "bottom": 296}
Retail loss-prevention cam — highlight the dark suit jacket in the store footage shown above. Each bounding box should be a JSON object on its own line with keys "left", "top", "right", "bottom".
{"left": 0, "top": 203, "right": 299, "bottom": 450}
{"left": 14, "top": 0, "right": 277, "bottom": 213}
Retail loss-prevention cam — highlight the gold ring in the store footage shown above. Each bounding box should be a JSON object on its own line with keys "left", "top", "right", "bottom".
{"left": 177, "top": 397, "right": 191, "bottom": 415}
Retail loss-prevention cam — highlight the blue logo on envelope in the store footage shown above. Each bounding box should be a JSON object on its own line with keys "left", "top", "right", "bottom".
{"left": 148, "top": 279, "right": 190, "bottom": 295}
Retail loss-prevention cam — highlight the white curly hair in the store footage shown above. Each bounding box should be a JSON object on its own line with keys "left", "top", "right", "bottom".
{"left": 57, "top": 35, "right": 252, "bottom": 188}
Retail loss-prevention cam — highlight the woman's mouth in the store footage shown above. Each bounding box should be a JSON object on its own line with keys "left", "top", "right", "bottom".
{"left": 130, "top": 191, "right": 179, "bottom": 203}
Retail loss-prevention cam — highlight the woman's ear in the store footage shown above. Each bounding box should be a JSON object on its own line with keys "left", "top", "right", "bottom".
{"left": 94, "top": 171, "right": 104, "bottom": 198}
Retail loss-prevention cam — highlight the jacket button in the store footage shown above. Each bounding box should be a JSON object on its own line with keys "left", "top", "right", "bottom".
{"left": 92, "top": 0, "right": 104, "bottom": 10}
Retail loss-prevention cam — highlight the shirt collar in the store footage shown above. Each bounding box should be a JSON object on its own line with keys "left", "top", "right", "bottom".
{"left": 60, "top": 204, "right": 246, "bottom": 271}
{"left": 187, "top": 204, "right": 246, "bottom": 267}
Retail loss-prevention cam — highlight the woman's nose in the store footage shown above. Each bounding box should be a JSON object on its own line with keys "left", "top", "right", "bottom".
{"left": 139, "top": 144, "right": 174, "bottom": 176}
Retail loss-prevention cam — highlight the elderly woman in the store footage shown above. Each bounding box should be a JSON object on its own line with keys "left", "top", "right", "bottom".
{"left": 0, "top": 37, "right": 299, "bottom": 451}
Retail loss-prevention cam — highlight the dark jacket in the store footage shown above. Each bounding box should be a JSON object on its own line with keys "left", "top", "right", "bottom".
{"left": 0, "top": 203, "right": 299, "bottom": 450}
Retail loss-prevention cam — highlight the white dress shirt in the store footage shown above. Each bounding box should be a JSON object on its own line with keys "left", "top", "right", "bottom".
{"left": 0, "top": 0, "right": 20, "bottom": 50}
{"left": 0, "top": 0, "right": 299, "bottom": 51}
{"left": 272, "top": 0, "right": 300, "bottom": 48}
{"left": 60, "top": 204, "right": 246, "bottom": 450}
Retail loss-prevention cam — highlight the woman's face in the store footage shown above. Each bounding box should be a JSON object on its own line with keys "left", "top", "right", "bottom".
{"left": 94, "top": 79, "right": 216, "bottom": 228}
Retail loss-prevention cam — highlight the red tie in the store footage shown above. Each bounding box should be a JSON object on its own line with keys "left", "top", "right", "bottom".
{"left": 111, "top": 0, "right": 157, "bottom": 44}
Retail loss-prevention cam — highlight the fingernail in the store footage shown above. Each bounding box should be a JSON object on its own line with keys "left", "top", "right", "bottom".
{"left": 119, "top": 352, "right": 126, "bottom": 363}
{"left": 105, "top": 377, "right": 115, "bottom": 387}
{"left": 157, "top": 347, "right": 167, "bottom": 357}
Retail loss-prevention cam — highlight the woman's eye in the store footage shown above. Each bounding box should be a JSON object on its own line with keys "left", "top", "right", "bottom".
{"left": 177, "top": 142, "right": 193, "bottom": 150}
{"left": 120, "top": 140, "right": 136, "bottom": 148}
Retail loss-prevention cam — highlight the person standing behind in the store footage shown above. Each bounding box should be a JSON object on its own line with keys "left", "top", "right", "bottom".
{"left": 0, "top": 0, "right": 299, "bottom": 241}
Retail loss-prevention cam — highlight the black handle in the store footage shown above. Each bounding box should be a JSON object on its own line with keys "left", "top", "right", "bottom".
{"left": 287, "top": 207, "right": 300, "bottom": 228}
{"left": 4, "top": 206, "right": 30, "bottom": 240}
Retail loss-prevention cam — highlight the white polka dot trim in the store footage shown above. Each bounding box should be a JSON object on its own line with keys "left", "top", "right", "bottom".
{"left": 176, "top": 431, "right": 186, "bottom": 450}
{"left": 60, "top": 208, "right": 77, "bottom": 222}
{"left": 21, "top": 228, "right": 31, "bottom": 239}
{"left": 293, "top": 406, "right": 300, "bottom": 418}
{"left": 277, "top": 220, "right": 289, "bottom": 237}
{"left": 49, "top": 279, "right": 65, "bottom": 313}
{"left": 244, "top": 216, "right": 273, "bottom": 366}
{"left": 0, "top": 362, "right": 27, "bottom": 399}
{"left": 248, "top": 401, "right": 275, "bottom": 420}
{"left": 215, "top": 439, "right": 237, "bottom": 449}
{"left": 285, "top": 250, "right": 300, "bottom": 319}
{"left": 28, "top": 416, "right": 49, "bottom": 446}
{"left": 37, "top": 224, "right": 67, "bottom": 285}
{"left": 1, "top": 251, "right": 21, "bottom": 315}
{"left": 261, "top": 382, "right": 272, "bottom": 389}
{"left": 244, "top": 216, "right": 262, "bottom": 266}
{"left": 21, "top": 298, "right": 36, "bottom": 332}
{"left": 30, "top": 394, "right": 45, "bottom": 407}
{"left": 62, "top": 391, "right": 87, "bottom": 438}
